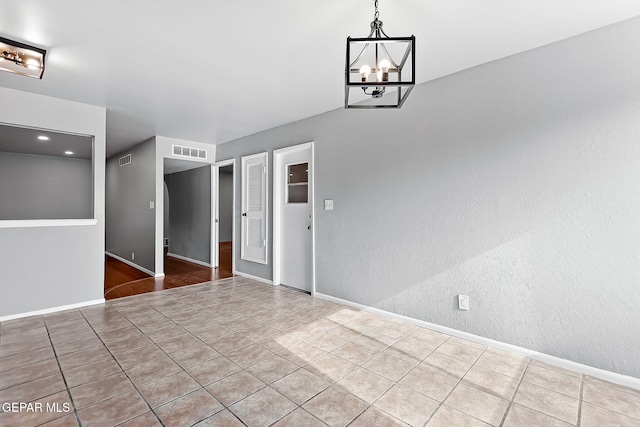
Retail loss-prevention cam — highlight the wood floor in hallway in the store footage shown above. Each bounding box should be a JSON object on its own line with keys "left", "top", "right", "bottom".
{"left": 104, "top": 242, "right": 233, "bottom": 300}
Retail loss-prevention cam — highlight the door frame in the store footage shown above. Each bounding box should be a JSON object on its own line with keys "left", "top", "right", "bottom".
{"left": 273, "top": 141, "right": 315, "bottom": 295}
{"left": 160, "top": 157, "right": 215, "bottom": 276}
{"left": 213, "top": 159, "right": 236, "bottom": 273}
{"left": 240, "top": 152, "right": 269, "bottom": 264}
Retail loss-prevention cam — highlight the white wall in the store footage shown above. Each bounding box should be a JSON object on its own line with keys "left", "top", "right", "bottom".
{"left": 0, "top": 88, "right": 106, "bottom": 318}
{"left": 216, "top": 17, "right": 640, "bottom": 377}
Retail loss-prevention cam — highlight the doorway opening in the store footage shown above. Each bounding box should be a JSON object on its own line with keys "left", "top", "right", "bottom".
{"left": 103, "top": 157, "right": 237, "bottom": 300}
{"left": 214, "top": 160, "right": 235, "bottom": 275}
{"left": 164, "top": 158, "right": 213, "bottom": 268}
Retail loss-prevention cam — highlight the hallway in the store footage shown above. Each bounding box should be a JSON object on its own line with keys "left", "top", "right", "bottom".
{"left": 104, "top": 242, "right": 233, "bottom": 300}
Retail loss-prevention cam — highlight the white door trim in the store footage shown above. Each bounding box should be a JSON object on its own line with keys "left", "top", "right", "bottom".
{"left": 273, "top": 141, "right": 315, "bottom": 294}
{"left": 211, "top": 164, "right": 217, "bottom": 267}
{"left": 214, "top": 159, "right": 235, "bottom": 273}
{"left": 241, "top": 152, "right": 269, "bottom": 264}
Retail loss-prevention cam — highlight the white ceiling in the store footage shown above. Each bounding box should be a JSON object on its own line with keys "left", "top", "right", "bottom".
{"left": 1, "top": 1, "right": 639, "bottom": 158}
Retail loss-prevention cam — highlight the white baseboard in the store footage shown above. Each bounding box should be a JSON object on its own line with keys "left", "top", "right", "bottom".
{"left": 0, "top": 299, "right": 105, "bottom": 322}
{"left": 155, "top": 273, "right": 165, "bottom": 278}
{"left": 233, "top": 270, "right": 273, "bottom": 285}
{"left": 315, "top": 292, "right": 640, "bottom": 391}
{"left": 167, "top": 252, "right": 212, "bottom": 268}
{"left": 105, "top": 251, "right": 155, "bottom": 276}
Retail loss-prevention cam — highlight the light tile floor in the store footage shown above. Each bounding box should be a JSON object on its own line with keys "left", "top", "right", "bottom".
{"left": 1, "top": 277, "right": 639, "bottom": 427}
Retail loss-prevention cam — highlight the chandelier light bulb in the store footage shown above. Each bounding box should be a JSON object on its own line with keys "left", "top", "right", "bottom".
{"left": 359, "top": 65, "right": 371, "bottom": 82}
{"left": 379, "top": 59, "right": 391, "bottom": 82}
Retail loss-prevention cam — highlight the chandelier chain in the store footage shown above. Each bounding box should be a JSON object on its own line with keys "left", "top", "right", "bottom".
{"left": 374, "top": 0, "right": 379, "bottom": 20}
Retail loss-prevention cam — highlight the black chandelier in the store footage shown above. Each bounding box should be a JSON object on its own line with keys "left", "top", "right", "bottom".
{"left": 0, "top": 36, "right": 46, "bottom": 79}
{"left": 345, "top": 0, "right": 415, "bottom": 109}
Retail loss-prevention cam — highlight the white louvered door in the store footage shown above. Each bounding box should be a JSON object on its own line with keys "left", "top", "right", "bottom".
{"left": 241, "top": 152, "right": 268, "bottom": 264}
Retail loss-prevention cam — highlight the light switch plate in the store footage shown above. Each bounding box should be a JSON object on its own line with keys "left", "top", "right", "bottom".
{"left": 150, "top": 201, "right": 155, "bottom": 209}
{"left": 324, "top": 199, "right": 334, "bottom": 210}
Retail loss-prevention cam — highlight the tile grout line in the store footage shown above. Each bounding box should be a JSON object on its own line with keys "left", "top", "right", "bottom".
{"left": 498, "top": 358, "right": 531, "bottom": 427}
{"left": 576, "top": 373, "right": 584, "bottom": 427}
{"left": 114, "top": 285, "right": 304, "bottom": 427}
{"left": 80, "top": 300, "right": 168, "bottom": 427}
{"left": 42, "top": 314, "right": 83, "bottom": 427}
{"left": 337, "top": 329, "right": 455, "bottom": 426}
{"left": 112, "top": 294, "right": 234, "bottom": 426}
{"left": 421, "top": 342, "right": 489, "bottom": 427}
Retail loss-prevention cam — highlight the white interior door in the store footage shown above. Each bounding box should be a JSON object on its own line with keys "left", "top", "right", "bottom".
{"left": 212, "top": 165, "right": 219, "bottom": 268}
{"left": 241, "top": 153, "right": 268, "bottom": 264}
{"left": 277, "top": 144, "right": 312, "bottom": 291}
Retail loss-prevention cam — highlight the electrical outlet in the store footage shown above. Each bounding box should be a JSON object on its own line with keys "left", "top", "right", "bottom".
{"left": 458, "top": 295, "right": 470, "bottom": 310}
{"left": 149, "top": 201, "right": 155, "bottom": 209}
{"left": 132, "top": 252, "right": 135, "bottom": 261}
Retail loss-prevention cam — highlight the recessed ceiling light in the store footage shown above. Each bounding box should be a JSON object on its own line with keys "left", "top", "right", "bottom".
{"left": 64, "top": 151, "right": 74, "bottom": 155}
{"left": 37, "top": 135, "right": 49, "bottom": 141}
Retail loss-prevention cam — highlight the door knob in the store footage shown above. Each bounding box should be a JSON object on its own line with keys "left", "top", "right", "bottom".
{"left": 242, "top": 212, "right": 247, "bottom": 217}
{"left": 307, "top": 226, "right": 311, "bottom": 230}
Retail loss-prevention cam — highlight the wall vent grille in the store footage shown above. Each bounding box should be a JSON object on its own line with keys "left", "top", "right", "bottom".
{"left": 172, "top": 145, "right": 207, "bottom": 160}
{"left": 119, "top": 153, "right": 132, "bottom": 166}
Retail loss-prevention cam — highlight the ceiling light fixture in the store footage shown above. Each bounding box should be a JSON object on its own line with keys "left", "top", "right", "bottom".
{"left": 64, "top": 151, "right": 74, "bottom": 155}
{"left": 37, "top": 135, "right": 50, "bottom": 141}
{"left": 0, "top": 36, "right": 46, "bottom": 79}
{"left": 345, "top": 0, "right": 415, "bottom": 109}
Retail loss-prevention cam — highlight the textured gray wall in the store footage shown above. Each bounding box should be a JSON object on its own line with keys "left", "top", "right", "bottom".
{"left": 216, "top": 17, "right": 640, "bottom": 377}
{"left": 106, "top": 138, "right": 156, "bottom": 272}
{"left": 165, "top": 166, "right": 211, "bottom": 264}
{"left": 0, "top": 152, "right": 92, "bottom": 220}
{"left": 218, "top": 168, "right": 234, "bottom": 242}
{"left": 0, "top": 88, "right": 106, "bottom": 318}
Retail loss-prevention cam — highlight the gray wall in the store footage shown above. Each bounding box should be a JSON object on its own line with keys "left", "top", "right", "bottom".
{"left": 0, "top": 152, "right": 92, "bottom": 220}
{"left": 106, "top": 138, "right": 156, "bottom": 273}
{"left": 165, "top": 166, "right": 211, "bottom": 264}
{"left": 216, "top": 17, "right": 640, "bottom": 377}
{"left": 0, "top": 88, "right": 106, "bottom": 319}
{"left": 218, "top": 167, "right": 233, "bottom": 242}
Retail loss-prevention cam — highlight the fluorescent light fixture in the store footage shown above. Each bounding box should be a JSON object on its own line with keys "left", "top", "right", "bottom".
{"left": 0, "top": 36, "right": 46, "bottom": 79}
{"left": 37, "top": 135, "right": 50, "bottom": 141}
{"left": 64, "top": 151, "right": 74, "bottom": 155}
